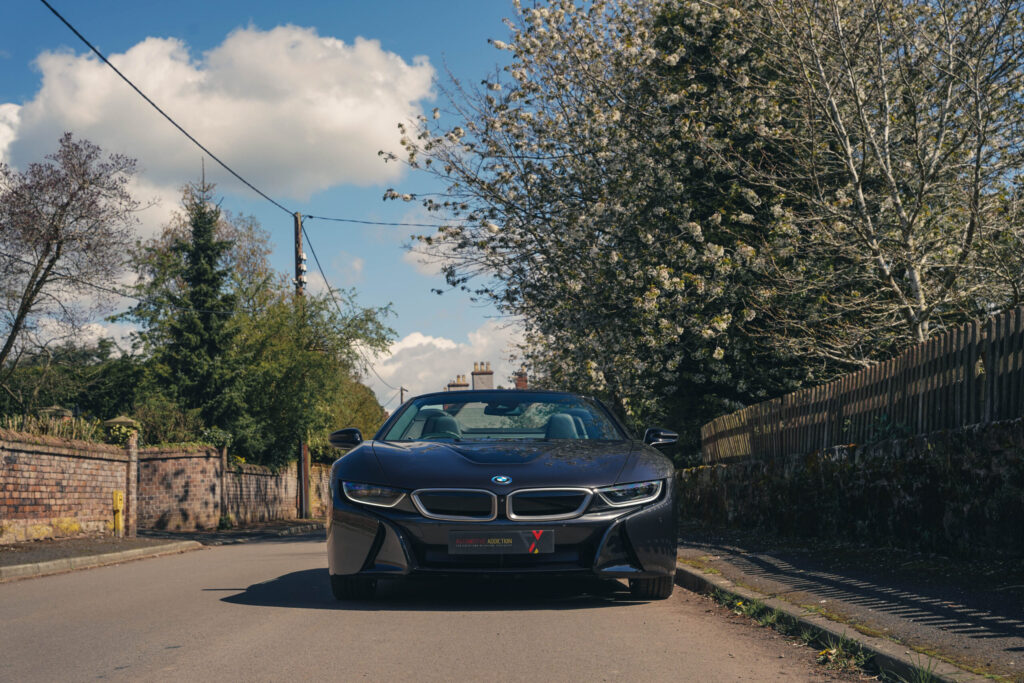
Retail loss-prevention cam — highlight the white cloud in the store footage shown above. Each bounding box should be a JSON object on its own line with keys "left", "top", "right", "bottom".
{"left": 0, "top": 103, "right": 21, "bottom": 164}
{"left": 327, "top": 252, "right": 364, "bottom": 286}
{"left": 303, "top": 269, "right": 330, "bottom": 296}
{"left": 128, "top": 176, "right": 188, "bottom": 237}
{"left": 4, "top": 26, "right": 434, "bottom": 202}
{"left": 32, "top": 317, "right": 135, "bottom": 352}
{"left": 365, "top": 319, "right": 524, "bottom": 408}
{"left": 402, "top": 247, "right": 445, "bottom": 277}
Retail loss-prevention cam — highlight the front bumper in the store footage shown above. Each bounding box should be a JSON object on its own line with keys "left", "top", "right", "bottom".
{"left": 327, "top": 480, "right": 677, "bottom": 580}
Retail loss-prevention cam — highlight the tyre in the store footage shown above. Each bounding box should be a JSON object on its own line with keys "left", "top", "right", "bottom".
{"left": 628, "top": 574, "right": 674, "bottom": 600}
{"left": 330, "top": 574, "right": 377, "bottom": 600}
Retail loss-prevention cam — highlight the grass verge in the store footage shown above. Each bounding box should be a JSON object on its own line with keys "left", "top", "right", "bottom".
{"left": 708, "top": 587, "right": 942, "bottom": 682}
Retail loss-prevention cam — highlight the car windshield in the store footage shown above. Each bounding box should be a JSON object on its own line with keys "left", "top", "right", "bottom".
{"left": 380, "top": 392, "right": 626, "bottom": 442}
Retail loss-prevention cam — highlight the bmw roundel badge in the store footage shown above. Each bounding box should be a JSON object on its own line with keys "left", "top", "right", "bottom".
{"left": 491, "top": 475, "right": 512, "bottom": 485}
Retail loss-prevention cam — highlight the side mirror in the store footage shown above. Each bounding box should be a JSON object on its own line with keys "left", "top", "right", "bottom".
{"left": 643, "top": 427, "right": 677, "bottom": 447}
{"left": 328, "top": 428, "right": 363, "bottom": 449}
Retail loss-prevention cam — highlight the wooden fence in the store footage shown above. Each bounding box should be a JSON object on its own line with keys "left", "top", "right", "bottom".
{"left": 701, "top": 307, "right": 1024, "bottom": 464}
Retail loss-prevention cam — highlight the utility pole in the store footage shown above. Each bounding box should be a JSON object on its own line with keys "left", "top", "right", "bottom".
{"left": 400, "top": 386, "right": 407, "bottom": 404}
{"left": 294, "top": 212, "right": 310, "bottom": 519}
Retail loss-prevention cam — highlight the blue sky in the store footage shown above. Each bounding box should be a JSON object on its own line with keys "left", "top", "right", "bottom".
{"left": 1, "top": 1, "right": 522, "bottom": 409}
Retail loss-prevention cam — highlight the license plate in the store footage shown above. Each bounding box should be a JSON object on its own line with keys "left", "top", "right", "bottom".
{"left": 448, "top": 530, "right": 554, "bottom": 555}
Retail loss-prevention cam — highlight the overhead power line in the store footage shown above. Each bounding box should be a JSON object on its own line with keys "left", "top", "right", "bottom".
{"left": 38, "top": 0, "right": 294, "bottom": 217}
{"left": 39, "top": 0, "right": 459, "bottom": 231}
{"left": 305, "top": 215, "right": 457, "bottom": 229}
{"left": 299, "top": 221, "right": 398, "bottom": 391}
{"left": 380, "top": 388, "right": 402, "bottom": 411}
{"left": 38, "top": 0, "right": 438, "bottom": 400}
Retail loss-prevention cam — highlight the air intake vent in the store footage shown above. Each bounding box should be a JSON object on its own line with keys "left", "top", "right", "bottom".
{"left": 412, "top": 489, "right": 497, "bottom": 521}
{"left": 507, "top": 488, "right": 592, "bottom": 521}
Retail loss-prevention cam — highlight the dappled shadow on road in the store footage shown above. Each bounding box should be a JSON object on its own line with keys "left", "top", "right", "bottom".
{"left": 218, "top": 568, "right": 647, "bottom": 612}
{"left": 680, "top": 533, "right": 1024, "bottom": 645}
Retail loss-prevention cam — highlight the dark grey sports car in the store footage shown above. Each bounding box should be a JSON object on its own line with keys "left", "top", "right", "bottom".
{"left": 326, "top": 389, "right": 678, "bottom": 600}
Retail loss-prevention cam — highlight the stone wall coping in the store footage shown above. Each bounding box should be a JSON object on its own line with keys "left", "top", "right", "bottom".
{"left": 0, "top": 428, "right": 123, "bottom": 451}
{"left": 0, "top": 435, "right": 127, "bottom": 463}
{"left": 138, "top": 448, "right": 218, "bottom": 461}
{"left": 230, "top": 464, "right": 282, "bottom": 475}
{"left": 139, "top": 443, "right": 217, "bottom": 453}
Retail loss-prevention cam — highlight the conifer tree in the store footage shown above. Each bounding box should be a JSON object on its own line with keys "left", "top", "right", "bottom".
{"left": 157, "top": 182, "right": 238, "bottom": 430}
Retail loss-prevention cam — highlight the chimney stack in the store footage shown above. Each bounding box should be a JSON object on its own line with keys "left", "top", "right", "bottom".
{"left": 447, "top": 374, "right": 469, "bottom": 391}
{"left": 472, "top": 361, "right": 494, "bottom": 390}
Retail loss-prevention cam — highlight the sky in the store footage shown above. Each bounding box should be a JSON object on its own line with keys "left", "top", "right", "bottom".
{"left": 0, "top": 0, "right": 525, "bottom": 411}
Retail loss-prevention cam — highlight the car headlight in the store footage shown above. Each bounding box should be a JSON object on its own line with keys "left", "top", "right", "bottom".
{"left": 342, "top": 481, "right": 407, "bottom": 508}
{"left": 595, "top": 480, "right": 662, "bottom": 507}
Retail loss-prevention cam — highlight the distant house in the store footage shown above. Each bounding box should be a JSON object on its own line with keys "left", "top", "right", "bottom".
{"left": 444, "top": 362, "right": 528, "bottom": 391}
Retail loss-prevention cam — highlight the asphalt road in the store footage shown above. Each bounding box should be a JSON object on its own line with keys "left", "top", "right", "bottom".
{"left": 0, "top": 534, "right": 848, "bottom": 682}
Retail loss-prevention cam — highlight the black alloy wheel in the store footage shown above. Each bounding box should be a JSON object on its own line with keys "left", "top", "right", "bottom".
{"left": 628, "top": 575, "right": 674, "bottom": 600}
{"left": 330, "top": 575, "right": 377, "bottom": 600}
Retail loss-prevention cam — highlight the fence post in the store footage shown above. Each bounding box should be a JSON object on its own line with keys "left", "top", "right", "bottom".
{"left": 1014, "top": 309, "right": 1023, "bottom": 419}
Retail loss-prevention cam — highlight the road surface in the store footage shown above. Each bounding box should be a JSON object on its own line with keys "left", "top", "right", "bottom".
{"left": 0, "top": 534, "right": 849, "bottom": 682}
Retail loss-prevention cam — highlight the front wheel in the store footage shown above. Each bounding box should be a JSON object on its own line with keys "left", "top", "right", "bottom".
{"left": 330, "top": 574, "right": 377, "bottom": 600}
{"left": 628, "top": 575, "right": 674, "bottom": 600}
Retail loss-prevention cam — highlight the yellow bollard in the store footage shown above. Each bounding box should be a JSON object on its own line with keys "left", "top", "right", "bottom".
{"left": 112, "top": 490, "right": 125, "bottom": 537}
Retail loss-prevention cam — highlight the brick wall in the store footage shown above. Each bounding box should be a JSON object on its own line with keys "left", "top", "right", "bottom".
{"left": 225, "top": 462, "right": 298, "bottom": 525}
{"left": 310, "top": 463, "right": 332, "bottom": 518}
{"left": 138, "top": 451, "right": 307, "bottom": 530}
{"left": 137, "top": 447, "right": 222, "bottom": 531}
{"left": 0, "top": 430, "right": 128, "bottom": 543}
{"left": 1, "top": 429, "right": 326, "bottom": 540}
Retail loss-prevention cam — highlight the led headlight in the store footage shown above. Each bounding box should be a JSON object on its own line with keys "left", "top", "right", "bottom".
{"left": 595, "top": 480, "right": 662, "bottom": 507}
{"left": 342, "top": 481, "right": 407, "bottom": 508}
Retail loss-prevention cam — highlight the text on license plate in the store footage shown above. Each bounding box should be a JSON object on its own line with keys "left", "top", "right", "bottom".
{"left": 448, "top": 530, "right": 555, "bottom": 554}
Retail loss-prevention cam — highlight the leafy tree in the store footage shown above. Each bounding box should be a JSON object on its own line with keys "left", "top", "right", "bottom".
{"left": 0, "top": 339, "right": 141, "bottom": 419}
{"left": 726, "top": 0, "right": 1024, "bottom": 363}
{"left": 0, "top": 134, "right": 138, "bottom": 394}
{"left": 125, "top": 190, "right": 394, "bottom": 463}
{"left": 385, "top": 0, "right": 802, "bottom": 455}
{"left": 230, "top": 289, "right": 393, "bottom": 468}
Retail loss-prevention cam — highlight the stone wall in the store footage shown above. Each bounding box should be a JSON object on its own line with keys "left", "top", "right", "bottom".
{"left": 0, "top": 430, "right": 128, "bottom": 543}
{"left": 678, "top": 418, "right": 1024, "bottom": 556}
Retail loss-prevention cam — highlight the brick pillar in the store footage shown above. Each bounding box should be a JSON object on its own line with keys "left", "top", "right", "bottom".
{"left": 126, "top": 431, "right": 138, "bottom": 537}
{"left": 219, "top": 446, "right": 228, "bottom": 522}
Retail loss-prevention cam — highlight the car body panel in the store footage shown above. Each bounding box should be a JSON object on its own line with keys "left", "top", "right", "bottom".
{"left": 327, "top": 390, "right": 677, "bottom": 587}
{"left": 369, "top": 439, "right": 636, "bottom": 490}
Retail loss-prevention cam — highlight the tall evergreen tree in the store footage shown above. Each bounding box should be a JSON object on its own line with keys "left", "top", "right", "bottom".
{"left": 155, "top": 182, "right": 238, "bottom": 429}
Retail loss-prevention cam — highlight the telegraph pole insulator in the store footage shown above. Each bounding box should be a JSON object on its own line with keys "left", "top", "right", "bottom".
{"left": 294, "top": 212, "right": 306, "bottom": 298}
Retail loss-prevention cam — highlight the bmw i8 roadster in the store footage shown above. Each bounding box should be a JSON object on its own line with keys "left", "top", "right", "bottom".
{"left": 326, "top": 390, "right": 678, "bottom": 600}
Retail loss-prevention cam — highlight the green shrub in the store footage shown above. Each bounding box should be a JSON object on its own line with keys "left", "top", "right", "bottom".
{"left": 0, "top": 414, "right": 105, "bottom": 442}
{"left": 132, "top": 395, "right": 205, "bottom": 446}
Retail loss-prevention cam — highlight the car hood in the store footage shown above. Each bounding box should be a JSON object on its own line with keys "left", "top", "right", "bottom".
{"left": 369, "top": 440, "right": 637, "bottom": 490}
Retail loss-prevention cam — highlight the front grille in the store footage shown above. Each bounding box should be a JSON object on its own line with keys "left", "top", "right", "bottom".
{"left": 507, "top": 488, "right": 592, "bottom": 521}
{"left": 412, "top": 489, "right": 497, "bottom": 521}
